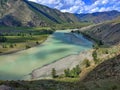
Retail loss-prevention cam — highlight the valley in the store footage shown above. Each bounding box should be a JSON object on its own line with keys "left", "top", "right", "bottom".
{"left": 0, "top": 0, "right": 120, "bottom": 90}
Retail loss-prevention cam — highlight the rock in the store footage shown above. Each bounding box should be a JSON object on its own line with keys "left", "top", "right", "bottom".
{"left": 0, "top": 85, "right": 13, "bottom": 90}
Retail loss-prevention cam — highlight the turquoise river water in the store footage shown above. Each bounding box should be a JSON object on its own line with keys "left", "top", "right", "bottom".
{"left": 0, "top": 30, "right": 93, "bottom": 80}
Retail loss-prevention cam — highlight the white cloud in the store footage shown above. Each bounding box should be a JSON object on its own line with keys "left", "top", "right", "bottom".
{"left": 28, "top": 0, "right": 120, "bottom": 13}
{"left": 55, "top": 3, "right": 63, "bottom": 9}
{"left": 102, "top": 0, "right": 109, "bottom": 4}
{"left": 91, "top": 7, "right": 99, "bottom": 12}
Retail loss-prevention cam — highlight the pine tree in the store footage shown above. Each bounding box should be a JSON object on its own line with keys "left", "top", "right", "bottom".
{"left": 92, "top": 50, "right": 98, "bottom": 64}
{"left": 51, "top": 68, "right": 56, "bottom": 78}
{"left": 64, "top": 68, "right": 70, "bottom": 77}
{"left": 75, "top": 65, "right": 81, "bottom": 75}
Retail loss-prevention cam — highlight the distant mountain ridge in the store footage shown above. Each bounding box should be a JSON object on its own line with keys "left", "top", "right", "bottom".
{"left": 75, "top": 10, "right": 120, "bottom": 23}
{"left": 0, "top": 0, "right": 120, "bottom": 27}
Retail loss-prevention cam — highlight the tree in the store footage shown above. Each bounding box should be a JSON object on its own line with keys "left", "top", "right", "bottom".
{"left": 75, "top": 65, "right": 81, "bottom": 75}
{"left": 84, "top": 59, "right": 90, "bottom": 67}
{"left": 26, "top": 45, "right": 31, "bottom": 49}
{"left": 92, "top": 50, "right": 98, "bottom": 64}
{"left": 0, "top": 36, "right": 7, "bottom": 42}
{"left": 2, "top": 44, "right": 7, "bottom": 48}
{"left": 93, "top": 44, "right": 99, "bottom": 49}
{"left": 70, "top": 67, "right": 77, "bottom": 78}
{"left": 36, "top": 41, "right": 39, "bottom": 45}
{"left": 64, "top": 65, "right": 81, "bottom": 78}
{"left": 71, "top": 65, "right": 81, "bottom": 78}
{"left": 64, "top": 68, "right": 70, "bottom": 77}
{"left": 9, "top": 44, "right": 14, "bottom": 48}
{"left": 51, "top": 68, "right": 57, "bottom": 78}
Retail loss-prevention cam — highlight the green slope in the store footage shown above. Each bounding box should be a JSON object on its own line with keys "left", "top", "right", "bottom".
{"left": 29, "top": 1, "right": 80, "bottom": 23}
{"left": 0, "top": 0, "right": 81, "bottom": 27}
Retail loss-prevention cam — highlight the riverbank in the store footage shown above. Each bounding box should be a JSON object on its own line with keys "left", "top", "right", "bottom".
{"left": 0, "top": 26, "right": 54, "bottom": 55}
{"left": 0, "top": 39, "right": 46, "bottom": 56}
{"left": 31, "top": 49, "right": 93, "bottom": 79}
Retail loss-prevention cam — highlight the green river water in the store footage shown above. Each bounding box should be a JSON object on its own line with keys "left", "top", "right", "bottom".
{"left": 0, "top": 30, "right": 93, "bottom": 80}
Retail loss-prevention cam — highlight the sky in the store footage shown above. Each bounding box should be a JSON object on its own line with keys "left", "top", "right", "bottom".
{"left": 28, "top": 0, "right": 120, "bottom": 14}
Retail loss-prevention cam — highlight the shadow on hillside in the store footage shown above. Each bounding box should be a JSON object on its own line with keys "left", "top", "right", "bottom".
{"left": 0, "top": 79, "right": 87, "bottom": 90}
{"left": 83, "top": 54, "right": 120, "bottom": 82}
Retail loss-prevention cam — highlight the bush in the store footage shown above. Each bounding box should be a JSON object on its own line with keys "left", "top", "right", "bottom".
{"left": 26, "top": 45, "right": 31, "bottom": 49}
{"left": 92, "top": 50, "right": 98, "bottom": 64}
{"left": 84, "top": 59, "right": 91, "bottom": 68}
{"left": 111, "top": 85, "right": 117, "bottom": 90}
{"left": 2, "top": 44, "right": 7, "bottom": 48}
{"left": 36, "top": 41, "right": 39, "bottom": 45}
{"left": 93, "top": 44, "right": 99, "bottom": 49}
{"left": 10, "top": 44, "right": 14, "bottom": 48}
{"left": 0, "top": 36, "right": 7, "bottom": 42}
{"left": 64, "top": 65, "right": 81, "bottom": 78}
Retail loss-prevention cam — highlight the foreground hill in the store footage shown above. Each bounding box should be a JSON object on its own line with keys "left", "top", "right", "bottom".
{"left": 0, "top": 0, "right": 80, "bottom": 27}
{"left": 75, "top": 10, "right": 120, "bottom": 23}
{"left": 84, "top": 54, "right": 120, "bottom": 81}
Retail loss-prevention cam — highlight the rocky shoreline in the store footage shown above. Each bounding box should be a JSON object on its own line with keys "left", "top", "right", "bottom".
{"left": 30, "top": 49, "right": 93, "bottom": 80}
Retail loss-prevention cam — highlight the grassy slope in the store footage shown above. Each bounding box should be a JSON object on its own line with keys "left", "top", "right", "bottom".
{"left": 79, "top": 18, "right": 120, "bottom": 46}
{"left": 84, "top": 54, "right": 120, "bottom": 81}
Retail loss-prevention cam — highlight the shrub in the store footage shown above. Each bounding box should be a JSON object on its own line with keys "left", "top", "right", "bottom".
{"left": 92, "top": 50, "right": 98, "bottom": 64}
{"left": 64, "top": 65, "right": 81, "bottom": 78}
{"left": 0, "top": 36, "right": 7, "bottom": 42}
{"left": 84, "top": 59, "right": 91, "bottom": 68}
{"left": 51, "top": 68, "right": 57, "bottom": 78}
{"left": 36, "top": 41, "right": 39, "bottom": 45}
{"left": 2, "top": 44, "right": 7, "bottom": 48}
{"left": 10, "top": 44, "right": 14, "bottom": 48}
{"left": 26, "top": 45, "right": 31, "bottom": 49}
{"left": 111, "top": 85, "right": 117, "bottom": 90}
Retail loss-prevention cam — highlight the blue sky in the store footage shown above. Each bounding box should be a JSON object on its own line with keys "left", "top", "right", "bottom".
{"left": 28, "top": 0, "right": 120, "bottom": 13}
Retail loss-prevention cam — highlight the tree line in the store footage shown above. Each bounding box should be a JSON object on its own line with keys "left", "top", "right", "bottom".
{"left": 51, "top": 65, "right": 81, "bottom": 78}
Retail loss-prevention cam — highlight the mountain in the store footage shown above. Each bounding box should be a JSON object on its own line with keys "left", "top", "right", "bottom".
{"left": 75, "top": 10, "right": 120, "bottom": 23}
{"left": 80, "top": 17, "right": 120, "bottom": 45}
{"left": 0, "top": 0, "right": 120, "bottom": 27}
{"left": 0, "top": 0, "right": 80, "bottom": 27}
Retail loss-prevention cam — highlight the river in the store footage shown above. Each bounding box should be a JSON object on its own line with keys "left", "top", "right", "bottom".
{"left": 0, "top": 30, "right": 93, "bottom": 80}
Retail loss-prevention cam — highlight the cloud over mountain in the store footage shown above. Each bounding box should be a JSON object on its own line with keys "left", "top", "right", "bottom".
{"left": 28, "top": 0, "right": 120, "bottom": 13}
